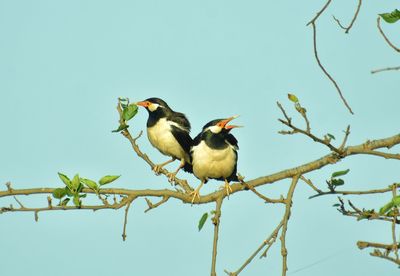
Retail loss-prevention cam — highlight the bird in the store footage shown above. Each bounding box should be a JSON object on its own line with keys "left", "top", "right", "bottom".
{"left": 190, "top": 115, "right": 241, "bottom": 203}
{"left": 136, "top": 97, "right": 193, "bottom": 182}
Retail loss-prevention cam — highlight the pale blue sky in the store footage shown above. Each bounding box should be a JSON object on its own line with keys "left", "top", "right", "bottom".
{"left": 1, "top": 1, "right": 399, "bottom": 275}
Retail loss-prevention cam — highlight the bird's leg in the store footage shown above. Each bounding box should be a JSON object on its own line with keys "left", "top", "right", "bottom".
{"left": 189, "top": 180, "right": 204, "bottom": 204}
{"left": 166, "top": 158, "right": 185, "bottom": 183}
{"left": 224, "top": 179, "right": 233, "bottom": 197}
{"left": 153, "top": 158, "right": 175, "bottom": 175}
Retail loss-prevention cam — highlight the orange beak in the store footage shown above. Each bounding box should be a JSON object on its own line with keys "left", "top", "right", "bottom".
{"left": 136, "top": 101, "right": 151, "bottom": 108}
{"left": 217, "top": 115, "right": 240, "bottom": 128}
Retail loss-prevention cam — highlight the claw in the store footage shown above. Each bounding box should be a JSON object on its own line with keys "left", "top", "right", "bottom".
{"left": 189, "top": 190, "right": 200, "bottom": 204}
{"left": 189, "top": 181, "right": 205, "bottom": 205}
{"left": 153, "top": 165, "right": 162, "bottom": 175}
{"left": 224, "top": 179, "right": 232, "bottom": 197}
{"left": 166, "top": 172, "right": 177, "bottom": 183}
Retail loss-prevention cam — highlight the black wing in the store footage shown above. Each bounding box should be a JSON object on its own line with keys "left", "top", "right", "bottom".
{"left": 225, "top": 133, "right": 239, "bottom": 150}
{"left": 169, "top": 112, "right": 191, "bottom": 132}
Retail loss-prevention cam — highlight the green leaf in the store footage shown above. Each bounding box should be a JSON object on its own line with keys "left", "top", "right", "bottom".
{"left": 65, "top": 187, "right": 74, "bottom": 197}
{"left": 331, "top": 178, "right": 345, "bottom": 186}
{"left": 198, "top": 212, "right": 208, "bottom": 231}
{"left": 52, "top": 188, "right": 67, "bottom": 199}
{"left": 379, "top": 9, "right": 400, "bottom": 24}
{"left": 73, "top": 195, "right": 81, "bottom": 207}
{"left": 332, "top": 203, "right": 340, "bottom": 207}
{"left": 71, "top": 174, "right": 80, "bottom": 190}
{"left": 288, "top": 93, "right": 299, "bottom": 103}
{"left": 393, "top": 195, "right": 400, "bottom": 207}
{"left": 327, "top": 133, "right": 336, "bottom": 140}
{"left": 60, "top": 198, "right": 70, "bottom": 206}
{"left": 79, "top": 194, "right": 87, "bottom": 198}
{"left": 379, "top": 201, "right": 394, "bottom": 215}
{"left": 122, "top": 104, "right": 138, "bottom": 121}
{"left": 81, "top": 178, "right": 98, "bottom": 191}
{"left": 331, "top": 169, "right": 350, "bottom": 178}
{"left": 99, "top": 175, "right": 120, "bottom": 186}
{"left": 112, "top": 123, "right": 129, "bottom": 133}
{"left": 58, "top": 172, "right": 71, "bottom": 188}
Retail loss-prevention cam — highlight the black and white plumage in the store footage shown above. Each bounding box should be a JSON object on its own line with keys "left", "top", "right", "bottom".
{"left": 190, "top": 116, "right": 240, "bottom": 203}
{"left": 136, "top": 98, "right": 192, "bottom": 181}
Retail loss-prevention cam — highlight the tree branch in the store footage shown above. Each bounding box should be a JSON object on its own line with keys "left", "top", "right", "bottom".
{"left": 377, "top": 17, "right": 400, "bottom": 53}
{"left": 211, "top": 197, "right": 223, "bottom": 276}
{"left": 332, "top": 0, "right": 362, "bottom": 33}
{"left": 371, "top": 66, "right": 400, "bottom": 74}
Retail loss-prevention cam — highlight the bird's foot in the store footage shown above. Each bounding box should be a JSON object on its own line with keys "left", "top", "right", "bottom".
{"left": 166, "top": 172, "right": 177, "bottom": 183}
{"left": 152, "top": 165, "right": 163, "bottom": 175}
{"left": 224, "top": 180, "right": 233, "bottom": 197}
{"left": 189, "top": 189, "right": 201, "bottom": 205}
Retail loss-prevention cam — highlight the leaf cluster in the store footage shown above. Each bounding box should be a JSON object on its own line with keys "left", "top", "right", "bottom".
{"left": 52, "top": 173, "right": 120, "bottom": 207}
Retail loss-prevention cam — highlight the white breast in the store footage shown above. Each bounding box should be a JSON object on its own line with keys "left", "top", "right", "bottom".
{"left": 192, "top": 140, "right": 236, "bottom": 181}
{"left": 147, "top": 118, "right": 187, "bottom": 161}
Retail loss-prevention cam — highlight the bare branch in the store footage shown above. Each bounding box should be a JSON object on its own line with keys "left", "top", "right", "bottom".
{"left": 371, "top": 66, "right": 400, "bottom": 74}
{"left": 280, "top": 175, "right": 300, "bottom": 276}
{"left": 306, "top": 0, "right": 332, "bottom": 26}
{"left": 377, "top": 17, "right": 400, "bottom": 53}
{"left": 277, "top": 102, "right": 344, "bottom": 154}
{"left": 122, "top": 198, "right": 134, "bottom": 241}
{"left": 357, "top": 241, "right": 398, "bottom": 251}
{"left": 332, "top": 0, "right": 362, "bottom": 33}
{"left": 309, "top": 22, "right": 354, "bottom": 114}
{"left": 211, "top": 197, "right": 223, "bottom": 276}
{"left": 309, "top": 184, "right": 397, "bottom": 199}
{"left": 144, "top": 196, "right": 170, "bottom": 213}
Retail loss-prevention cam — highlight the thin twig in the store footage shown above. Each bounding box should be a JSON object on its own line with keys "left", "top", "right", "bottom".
{"left": 310, "top": 22, "right": 354, "bottom": 114}
{"left": 144, "top": 196, "right": 170, "bottom": 213}
{"left": 122, "top": 198, "right": 134, "bottom": 241}
{"left": 240, "top": 177, "right": 285, "bottom": 204}
{"left": 309, "top": 184, "right": 398, "bottom": 199}
{"left": 332, "top": 0, "right": 362, "bottom": 33}
{"left": 211, "top": 197, "right": 223, "bottom": 276}
{"left": 280, "top": 175, "right": 300, "bottom": 276}
{"left": 225, "top": 222, "right": 284, "bottom": 276}
{"left": 371, "top": 66, "right": 400, "bottom": 74}
{"left": 306, "top": 0, "right": 332, "bottom": 26}
{"left": 300, "top": 176, "right": 323, "bottom": 194}
{"left": 277, "top": 102, "right": 342, "bottom": 154}
{"left": 377, "top": 17, "right": 400, "bottom": 53}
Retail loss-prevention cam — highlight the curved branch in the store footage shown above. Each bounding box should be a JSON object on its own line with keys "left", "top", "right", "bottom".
{"left": 371, "top": 66, "right": 400, "bottom": 74}
{"left": 310, "top": 22, "right": 354, "bottom": 114}
{"left": 332, "top": 0, "right": 362, "bottom": 33}
{"left": 377, "top": 17, "right": 400, "bottom": 53}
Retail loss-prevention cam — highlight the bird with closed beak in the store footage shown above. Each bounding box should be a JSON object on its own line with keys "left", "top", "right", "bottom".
{"left": 136, "top": 97, "right": 192, "bottom": 182}
{"left": 190, "top": 115, "right": 241, "bottom": 203}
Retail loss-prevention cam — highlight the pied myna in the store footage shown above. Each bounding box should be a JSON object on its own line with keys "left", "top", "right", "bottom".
{"left": 136, "top": 97, "right": 192, "bottom": 181}
{"left": 190, "top": 115, "right": 240, "bottom": 203}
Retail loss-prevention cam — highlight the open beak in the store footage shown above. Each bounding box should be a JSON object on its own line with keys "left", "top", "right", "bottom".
{"left": 225, "top": 124, "right": 243, "bottom": 130}
{"left": 218, "top": 115, "right": 240, "bottom": 128}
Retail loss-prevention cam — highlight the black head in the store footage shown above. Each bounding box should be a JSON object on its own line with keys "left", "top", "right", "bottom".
{"left": 136, "top": 97, "right": 171, "bottom": 112}
{"left": 201, "top": 115, "right": 240, "bottom": 134}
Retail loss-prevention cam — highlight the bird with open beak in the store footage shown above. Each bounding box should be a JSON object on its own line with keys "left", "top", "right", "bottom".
{"left": 136, "top": 97, "right": 192, "bottom": 182}
{"left": 190, "top": 115, "right": 241, "bottom": 203}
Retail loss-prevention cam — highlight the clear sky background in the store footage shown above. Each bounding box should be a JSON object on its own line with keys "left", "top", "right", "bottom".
{"left": 1, "top": 1, "right": 399, "bottom": 275}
